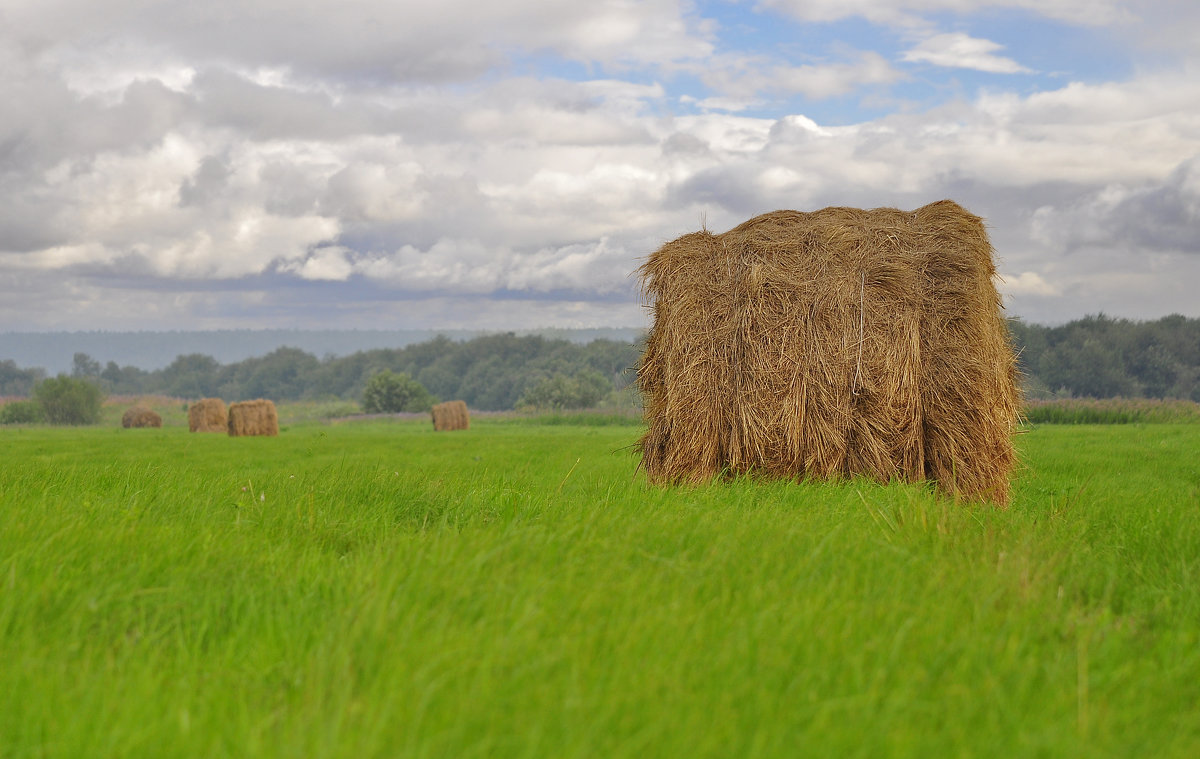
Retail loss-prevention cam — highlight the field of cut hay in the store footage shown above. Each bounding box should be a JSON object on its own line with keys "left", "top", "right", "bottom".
{"left": 2, "top": 415, "right": 1199, "bottom": 758}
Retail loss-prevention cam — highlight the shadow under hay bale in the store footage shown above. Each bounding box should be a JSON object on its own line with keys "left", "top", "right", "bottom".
{"left": 122, "top": 406, "right": 162, "bottom": 428}
{"left": 227, "top": 399, "right": 279, "bottom": 437}
{"left": 432, "top": 400, "right": 470, "bottom": 431}
{"left": 637, "top": 200, "right": 1020, "bottom": 505}
{"left": 188, "top": 398, "right": 227, "bottom": 433}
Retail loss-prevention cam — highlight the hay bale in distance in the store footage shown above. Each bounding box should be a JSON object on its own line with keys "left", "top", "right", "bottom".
{"left": 637, "top": 200, "right": 1020, "bottom": 505}
{"left": 431, "top": 400, "right": 470, "bottom": 431}
{"left": 122, "top": 406, "right": 162, "bottom": 428}
{"left": 189, "top": 398, "right": 227, "bottom": 432}
{"left": 227, "top": 399, "right": 279, "bottom": 437}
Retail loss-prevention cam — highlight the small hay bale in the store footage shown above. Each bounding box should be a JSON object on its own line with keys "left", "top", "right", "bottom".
{"left": 637, "top": 200, "right": 1021, "bottom": 505}
{"left": 227, "top": 399, "right": 279, "bottom": 437}
{"left": 188, "top": 398, "right": 227, "bottom": 433}
{"left": 431, "top": 400, "right": 470, "bottom": 431}
{"left": 121, "top": 406, "right": 162, "bottom": 428}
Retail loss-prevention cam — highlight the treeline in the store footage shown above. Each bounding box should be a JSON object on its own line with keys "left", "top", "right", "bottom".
{"left": 3, "top": 334, "right": 643, "bottom": 412}
{"left": 1010, "top": 314, "right": 1199, "bottom": 400}
{"left": 2, "top": 315, "right": 1197, "bottom": 408}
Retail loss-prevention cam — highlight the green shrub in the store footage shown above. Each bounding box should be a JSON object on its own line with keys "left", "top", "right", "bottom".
{"left": 32, "top": 375, "right": 105, "bottom": 425}
{"left": 0, "top": 400, "right": 47, "bottom": 425}
{"left": 362, "top": 371, "right": 435, "bottom": 413}
{"left": 516, "top": 371, "right": 611, "bottom": 411}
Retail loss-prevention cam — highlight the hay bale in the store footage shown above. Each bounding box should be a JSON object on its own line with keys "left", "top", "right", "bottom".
{"left": 637, "top": 200, "right": 1020, "bottom": 504}
{"left": 227, "top": 399, "right": 279, "bottom": 437}
{"left": 431, "top": 400, "right": 470, "bottom": 431}
{"left": 188, "top": 398, "right": 227, "bottom": 432}
{"left": 121, "top": 406, "right": 162, "bottom": 428}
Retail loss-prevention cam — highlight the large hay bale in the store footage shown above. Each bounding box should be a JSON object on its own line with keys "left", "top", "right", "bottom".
{"left": 637, "top": 200, "right": 1020, "bottom": 504}
{"left": 188, "top": 398, "right": 227, "bottom": 433}
{"left": 121, "top": 406, "right": 162, "bottom": 428}
{"left": 431, "top": 400, "right": 470, "bottom": 431}
{"left": 227, "top": 399, "right": 279, "bottom": 437}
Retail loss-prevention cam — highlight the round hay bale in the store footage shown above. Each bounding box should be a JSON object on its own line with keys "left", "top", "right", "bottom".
{"left": 188, "top": 398, "right": 227, "bottom": 433}
{"left": 122, "top": 406, "right": 162, "bottom": 428}
{"left": 227, "top": 399, "right": 279, "bottom": 437}
{"left": 637, "top": 200, "right": 1020, "bottom": 505}
{"left": 431, "top": 400, "right": 470, "bottom": 431}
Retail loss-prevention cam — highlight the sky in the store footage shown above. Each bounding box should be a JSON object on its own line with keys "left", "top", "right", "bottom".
{"left": 1, "top": 0, "right": 1198, "bottom": 332}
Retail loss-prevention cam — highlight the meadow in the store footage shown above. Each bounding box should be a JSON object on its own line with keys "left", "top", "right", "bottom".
{"left": 2, "top": 414, "right": 1198, "bottom": 757}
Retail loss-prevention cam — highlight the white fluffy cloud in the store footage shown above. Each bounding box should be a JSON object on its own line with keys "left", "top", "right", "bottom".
{"left": 1, "top": 0, "right": 1199, "bottom": 331}
{"left": 5, "top": 0, "right": 714, "bottom": 84}
{"left": 902, "top": 33, "right": 1031, "bottom": 73}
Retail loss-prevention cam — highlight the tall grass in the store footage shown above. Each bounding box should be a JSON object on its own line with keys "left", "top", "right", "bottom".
{"left": 1, "top": 420, "right": 1198, "bottom": 757}
{"left": 1024, "top": 397, "right": 1200, "bottom": 424}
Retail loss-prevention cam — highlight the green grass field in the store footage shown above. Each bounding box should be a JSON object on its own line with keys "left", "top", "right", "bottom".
{"left": 2, "top": 417, "right": 1199, "bottom": 757}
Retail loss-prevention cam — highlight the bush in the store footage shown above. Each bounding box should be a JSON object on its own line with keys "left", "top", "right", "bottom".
{"left": 33, "top": 375, "right": 105, "bottom": 425}
{"left": 0, "top": 400, "right": 47, "bottom": 425}
{"left": 516, "top": 371, "right": 611, "bottom": 411}
{"left": 362, "top": 371, "right": 435, "bottom": 413}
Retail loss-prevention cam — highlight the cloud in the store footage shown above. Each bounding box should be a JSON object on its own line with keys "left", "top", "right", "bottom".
{"left": 999, "top": 271, "right": 1060, "bottom": 296}
{"left": 5, "top": 0, "right": 714, "bottom": 84}
{"left": 697, "top": 51, "right": 902, "bottom": 102}
{"left": 755, "top": 0, "right": 1131, "bottom": 28}
{"left": 2, "top": 1, "right": 1199, "bottom": 332}
{"left": 6, "top": 60, "right": 1199, "bottom": 325}
{"left": 1031, "top": 155, "right": 1200, "bottom": 256}
{"left": 283, "top": 246, "right": 355, "bottom": 281}
{"left": 351, "top": 235, "right": 637, "bottom": 297}
{"left": 902, "top": 33, "right": 1031, "bottom": 73}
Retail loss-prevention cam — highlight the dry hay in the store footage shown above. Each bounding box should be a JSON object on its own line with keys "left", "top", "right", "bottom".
{"left": 121, "top": 406, "right": 162, "bottom": 428}
{"left": 227, "top": 399, "right": 279, "bottom": 437}
{"left": 637, "top": 200, "right": 1021, "bottom": 505}
{"left": 188, "top": 398, "right": 227, "bottom": 433}
{"left": 431, "top": 400, "right": 470, "bottom": 431}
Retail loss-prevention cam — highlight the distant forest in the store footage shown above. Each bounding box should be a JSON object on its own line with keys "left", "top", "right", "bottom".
{"left": 1, "top": 333, "right": 642, "bottom": 412}
{"left": 1, "top": 315, "right": 1198, "bottom": 408}
{"left": 1009, "top": 314, "right": 1199, "bottom": 400}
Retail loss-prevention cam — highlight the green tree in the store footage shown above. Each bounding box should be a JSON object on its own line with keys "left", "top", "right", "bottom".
{"left": 238, "top": 347, "right": 322, "bottom": 401}
{"left": 72, "top": 352, "right": 101, "bottom": 377}
{"left": 516, "top": 371, "right": 611, "bottom": 411}
{"left": 0, "top": 359, "right": 45, "bottom": 396}
{"left": 159, "top": 353, "right": 223, "bottom": 398}
{"left": 362, "top": 371, "right": 435, "bottom": 413}
{"left": 33, "top": 375, "right": 105, "bottom": 425}
{"left": 100, "top": 361, "right": 149, "bottom": 395}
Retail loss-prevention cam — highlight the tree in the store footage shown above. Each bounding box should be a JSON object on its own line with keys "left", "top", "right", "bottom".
{"left": 0, "top": 359, "right": 45, "bottom": 396}
{"left": 240, "top": 347, "right": 322, "bottom": 401}
{"left": 72, "top": 352, "right": 101, "bottom": 377}
{"left": 100, "top": 361, "right": 149, "bottom": 395}
{"left": 516, "top": 371, "right": 611, "bottom": 411}
{"left": 33, "top": 375, "right": 105, "bottom": 425}
{"left": 160, "top": 353, "right": 223, "bottom": 398}
{"left": 362, "top": 371, "right": 435, "bottom": 413}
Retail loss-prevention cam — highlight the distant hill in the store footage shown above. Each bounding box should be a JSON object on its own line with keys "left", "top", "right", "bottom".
{"left": 0, "top": 328, "right": 646, "bottom": 374}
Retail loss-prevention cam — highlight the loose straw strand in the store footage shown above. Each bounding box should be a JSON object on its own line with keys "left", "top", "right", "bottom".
{"left": 851, "top": 272, "right": 864, "bottom": 396}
